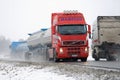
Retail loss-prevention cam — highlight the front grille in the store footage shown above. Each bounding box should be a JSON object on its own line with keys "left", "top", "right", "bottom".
{"left": 62, "top": 40, "right": 85, "bottom": 46}
{"left": 67, "top": 47, "right": 80, "bottom": 55}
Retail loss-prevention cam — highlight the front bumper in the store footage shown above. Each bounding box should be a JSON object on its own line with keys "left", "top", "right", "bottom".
{"left": 57, "top": 47, "right": 89, "bottom": 59}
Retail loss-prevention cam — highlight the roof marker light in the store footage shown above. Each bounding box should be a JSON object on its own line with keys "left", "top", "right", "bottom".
{"left": 63, "top": 10, "right": 78, "bottom": 14}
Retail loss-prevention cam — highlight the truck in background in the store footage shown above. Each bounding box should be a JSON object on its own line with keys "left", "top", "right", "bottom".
{"left": 26, "top": 11, "right": 91, "bottom": 62}
{"left": 10, "top": 41, "right": 29, "bottom": 59}
{"left": 92, "top": 16, "right": 120, "bottom": 61}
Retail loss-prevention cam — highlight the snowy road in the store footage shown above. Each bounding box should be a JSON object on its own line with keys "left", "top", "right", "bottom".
{"left": 0, "top": 59, "right": 120, "bottom": 80}
{"left": 0, "top": 60, "right": 82, "bottom": 80}
{"left": 0, "top": 54, "right": 120, "bottom": 80}
{"left": 0, "top": 61, "right": 75, "bottom": 80}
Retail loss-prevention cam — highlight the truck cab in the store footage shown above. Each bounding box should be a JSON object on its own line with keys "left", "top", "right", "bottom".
{"left": 51, "top": 11, "right": 91, "bottom": 62}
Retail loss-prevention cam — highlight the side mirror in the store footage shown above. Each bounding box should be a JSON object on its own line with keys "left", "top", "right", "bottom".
{"left": 89, "top": 33, "right": 92, "bottom": 39}
{"left": 88, "top": 25, "right": 91, "bottom": 39}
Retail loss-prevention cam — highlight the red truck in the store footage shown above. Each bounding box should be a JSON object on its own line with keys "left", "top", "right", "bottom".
{"left": 26, "top": 11, "right": 91, "bottom": 62}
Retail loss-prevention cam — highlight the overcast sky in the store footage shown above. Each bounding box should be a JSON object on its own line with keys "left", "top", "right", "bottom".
{"left": 0, "top": 0, "right": 120, "bottom": 41}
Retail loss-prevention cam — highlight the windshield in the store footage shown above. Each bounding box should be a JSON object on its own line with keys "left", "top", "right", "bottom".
{"left": 57, "top": 25, "right": 87, "bottom": 35}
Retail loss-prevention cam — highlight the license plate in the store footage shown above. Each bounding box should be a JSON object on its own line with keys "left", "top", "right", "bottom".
{"left": 71, "top": 54, "right": 78, "bottom": 57}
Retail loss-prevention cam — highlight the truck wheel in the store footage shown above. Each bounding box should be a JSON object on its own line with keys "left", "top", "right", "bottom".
{"left": 53, "top": 53, "right": 59, "bottom": 62}
{"left": 25, "top": 53, "right": 29, "bottom": 60}
{"left": 107, "top": 53, "right": 117, "bottom": 61}
{"left": 46, "top": 53, "right": 53, "bottom": 61}
{"left": 81, "top": 58, "right": 87, "bottom": 62}
{"left": 45, "top": 49, "right": 49, "bottom": 61}
{"left": 53, "top": 54, "right": 59, "bottom": 62}
{"left": 53, "top": 49, "right": 59, "bottom": 62}
{"left": 72, "top": 58, "right": 78, "bottom": 62}
{"left": 95, "top": 57, "right": 100, "bottom": 61}
{"left": 24, "top": 52, "right": 32, "bottom": 60}
{"left": 93, "top": 47, "right": 100, "bottom": 61}
{"left": 106, "top": 54, "right": 115, "bottom": 61}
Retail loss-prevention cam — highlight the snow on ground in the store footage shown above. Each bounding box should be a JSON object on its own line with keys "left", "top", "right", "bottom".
{"left": 0, "top": 53, "right": 120, "bottom": 80}
{"left": 0, "top": 53, "right": 75, "bottom": 80}
{"left": 0, "top": 62, "right": 75, "bottom": 80}
{"left": 0, "top": 60, "right": 120, "bottom": 80}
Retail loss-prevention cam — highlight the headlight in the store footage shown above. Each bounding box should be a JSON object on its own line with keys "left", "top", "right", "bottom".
{"left": 59, "top": 48, "right": 63, "bottom": 54}
{"left": 85, "top": 47, "right": 88, "bottom": 52}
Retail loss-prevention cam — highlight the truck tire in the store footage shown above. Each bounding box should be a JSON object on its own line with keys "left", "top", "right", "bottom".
{"left": 106, "top": 55, "right": 111, "bottom": 61}
{"left": 95, "top": 57, "right": 100, "bottom": 61}
{"left": 46, "top": 52, "right": 53, "bottom": 61}
{"left": 25, "top": 52, "right": 29, "bottom": 60}
{"left": 24, "top": 52, "right": 32, "bottom": 60}
{"left": 106, "top": 54, "right": 116, "bottom": 61}
{"left": 93, "top": 47, "right": 100, "bottom": 61}
{"left": 53, "top": 54, "right": 59, "bottom": 62}
{"left": 72, "top": 58, "right": 78, "bottom": 62}
{"left": 81, "top": 58, "right": 87, "bottom": 62}
{"left": 53, "top": 49, "right": 59, "bottom": 62}
{"left": 45, "top": 49, "right": 49, "bottom": 61}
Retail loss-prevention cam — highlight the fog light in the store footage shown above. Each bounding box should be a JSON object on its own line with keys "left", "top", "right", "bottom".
{"left": 60, "top": 48, "right": 63, "bottom": 53}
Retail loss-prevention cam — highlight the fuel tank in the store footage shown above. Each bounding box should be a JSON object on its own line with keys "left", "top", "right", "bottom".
{"left": 27, "top": 28, "right": 51, "bottom": 48}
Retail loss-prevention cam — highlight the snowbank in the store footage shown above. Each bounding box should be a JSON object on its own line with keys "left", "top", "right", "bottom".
{"left": 0, "top": 62, "right": 74, "bottom": 80}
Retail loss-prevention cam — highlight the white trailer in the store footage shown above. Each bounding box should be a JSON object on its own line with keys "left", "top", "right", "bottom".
{"left": 25, "top": 28, "right": 52, "bottom": 60}
{"left": 92, "top": 16, "right": 120, "bottom": 61}
{"left": 27, "top": 28, "right": 51, "bottom": 49}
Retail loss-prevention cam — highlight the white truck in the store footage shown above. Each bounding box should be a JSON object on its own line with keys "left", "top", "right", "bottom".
{"left": 92, "top": 16, "right": 120, "bottom": 61}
